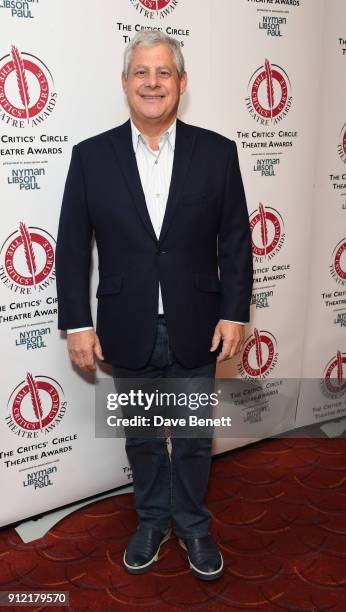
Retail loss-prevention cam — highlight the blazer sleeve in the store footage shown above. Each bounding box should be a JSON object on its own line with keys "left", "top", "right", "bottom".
{"left": 55, "top": 145, "right": 93, "bottom": 330}
{"left": 218, "top": 141, "right": 253, "bottom": 322}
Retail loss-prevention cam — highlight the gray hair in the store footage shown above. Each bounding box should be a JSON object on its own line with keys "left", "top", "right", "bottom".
{"left": 123, "top": 31, "right": 185, "bottom": 78}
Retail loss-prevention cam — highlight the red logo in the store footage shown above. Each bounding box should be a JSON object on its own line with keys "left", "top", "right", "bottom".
{"left": 0, "top": 223, "right": 55, "bottom": 293}
{"left": 139, "top": 0, "right": 171, "bottom": 8}
{"left": 0, "top": 46, "right": 57, "bottom": 128}
{"left": 239, "top": 328, "right": 278, "bottom": 378}
{"left": 6, "top": 373, "right": 67, "bottom": 437}
{"left": 338, "top": 123, "right": 346, "bottom": 163}
{"left": 250, "top": 203, "right": 285, "bottom": 262}
{"left": 130, "top": 0, "right": 178, "bottom": 17}
{"left": 246, "top": 59, "right": 292, "bottom": 124}
{"left": 322, "top": 352, "right": 346, "bottom": 398}
{"left": 330, "top": 239, "right": 346, "bottom": 286}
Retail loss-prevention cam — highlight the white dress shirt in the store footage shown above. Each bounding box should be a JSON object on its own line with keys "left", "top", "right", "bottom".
{"left": 132, "top": 118, "right": 175, "bottom": 314}
{"left": 67, "top": 120, "right": 244, "bottom": 333}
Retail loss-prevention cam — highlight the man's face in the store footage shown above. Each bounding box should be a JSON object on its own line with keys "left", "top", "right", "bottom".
{"left": 122, "top": 43, "right": 187, "bottom": 126}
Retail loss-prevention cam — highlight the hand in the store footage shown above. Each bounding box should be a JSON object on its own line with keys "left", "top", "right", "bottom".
{"left": 210, "top": 320, "right": 245, "bottom": 363}
{"left": 67, "top": 329, "right": 104, "bottom": 372}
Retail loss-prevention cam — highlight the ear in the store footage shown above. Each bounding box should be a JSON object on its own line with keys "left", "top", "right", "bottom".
{"left": 121, "top": 72, "right": 128, "bottom": 94}
{"left": 180, "top": 71, "right": 188, "bottom": 95}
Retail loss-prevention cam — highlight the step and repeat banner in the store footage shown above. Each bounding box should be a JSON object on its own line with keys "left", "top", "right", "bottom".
{"left": 295, "top": 0, "right": 346, "bottom": 427}
{"left": 0, "top": 0, "right": 344, "bottom": 527}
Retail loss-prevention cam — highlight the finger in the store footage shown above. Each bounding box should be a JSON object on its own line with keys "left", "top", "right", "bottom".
{"left": 234, "top": 340, "right": 244, "bottom": 355}
{"left": 70, "top": 347, "right": 92, "bottom": 359}
{"left": 72, "top": 358, "right": 95, "bottom": 371}
{"left": 217, "top": 340, "right": 232, "bottom": 362}
{"left": 210, "top": 330, "right": 222, "bottom": 352}
{"left": 70, "top": 351, "right": 96, "bottom": 372}
{"left": 94, "top": 338, "right": 104, "bottom": 361}
{"left": 217, "top": 353, "right": 232, "bottom": 363}
{"left": 227, "top": 338, "right": 244, "bottom": 359}
{"left": 82, "top": 351, "right": 96, "bottom": 370}
{"left": 228, "top": 338, "right": 242, "bottom": 357}
{"left": 75, "top": 362, "right": 96, "bottom": 372}
{"left": 228, "top": 344, "right": 238, "bottom": 359}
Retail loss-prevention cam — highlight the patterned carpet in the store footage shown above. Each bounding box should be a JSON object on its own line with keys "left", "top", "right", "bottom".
{"left": 1, "top": 436, "right": 346, "bottom": 611}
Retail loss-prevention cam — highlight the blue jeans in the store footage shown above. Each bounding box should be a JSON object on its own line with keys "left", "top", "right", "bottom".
{"left": 112, "top": 317, "right": 216, "bottom": 539}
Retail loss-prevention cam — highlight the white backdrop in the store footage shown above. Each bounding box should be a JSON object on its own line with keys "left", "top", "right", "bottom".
{"left": 295, "top": 0, "right": 346, "bottom": 427}
{"left": 0, "top": 0, "right": 344, "bottom": 527}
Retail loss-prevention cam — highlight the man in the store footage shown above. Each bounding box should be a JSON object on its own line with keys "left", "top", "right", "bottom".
{"left": 56, "top": 31, "right": 253, "bottom": 581}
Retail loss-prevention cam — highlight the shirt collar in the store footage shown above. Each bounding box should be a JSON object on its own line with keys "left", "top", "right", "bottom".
{"left": 130, "top": 119, "right": 176, "bottom": 154}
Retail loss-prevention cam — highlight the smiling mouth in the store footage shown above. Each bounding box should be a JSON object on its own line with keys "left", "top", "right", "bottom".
{"left": 141, "top": 95, "right": 165, "bottom": 99}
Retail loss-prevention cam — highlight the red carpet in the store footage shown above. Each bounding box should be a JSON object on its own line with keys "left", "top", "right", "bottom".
{"left": 1, "top": 436, "right": 346, "bottom": 611}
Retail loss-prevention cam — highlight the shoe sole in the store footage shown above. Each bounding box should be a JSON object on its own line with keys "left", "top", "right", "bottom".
{"left": 123, "top": 529, "right": 172, "bottom": 574}
{"left": 178, "top": 538, "right": 224, "bottom": 581}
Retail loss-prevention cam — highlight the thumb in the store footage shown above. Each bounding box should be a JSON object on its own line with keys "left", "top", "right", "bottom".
{"left": 210, "top": 328, "right": 222, "bottom": 352}
{"left": 94, "top": 335, "right": 104, "bottom": 361}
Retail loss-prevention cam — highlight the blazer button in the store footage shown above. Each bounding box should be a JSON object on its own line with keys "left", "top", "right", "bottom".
{"left": 157, "top": 249, "right": 167, "bottom": 255}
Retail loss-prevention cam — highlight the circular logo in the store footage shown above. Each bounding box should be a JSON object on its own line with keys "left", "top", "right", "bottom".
{"left": 330, "top": 239, "right": 346, "bottom": 286}
{"left": 0, "top": 46, "right": 57, "bottom": 127}
{"left": 322, "top": 352, "right": 346, "bottom": 399}
{"left": 246, "top": 59, "right": 292, "bottom": 123}
{"left": 250, "top": 203, "right": 285, "bottom": 261}
{"left": 130, "top": 0, "right": 178, "bottom": 17}
{"left": 338, "top": 124, "right": 346, "bottom": 163}
{"left": 6, "top": 373, "right": 67, "bottom": 437}
{"left": 239, "top": 329, "right": 279, "bottom": 378}
{"left": 0, "top": 223, "right": 56, "bottom": 293}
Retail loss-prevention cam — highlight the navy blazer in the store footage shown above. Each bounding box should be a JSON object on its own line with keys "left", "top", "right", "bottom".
{"left": 55, "top": 119, "right": 253, "bottom": 368}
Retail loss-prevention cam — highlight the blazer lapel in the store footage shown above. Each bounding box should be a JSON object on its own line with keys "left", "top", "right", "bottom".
{"left": 108, "top": 119, "right": 197, "bottom": 245}
{"left": 159, "top": 119, "right": 197, "bottom": 243}
{"left": 108, "top": 120, "right": 157, "bottom": 243}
